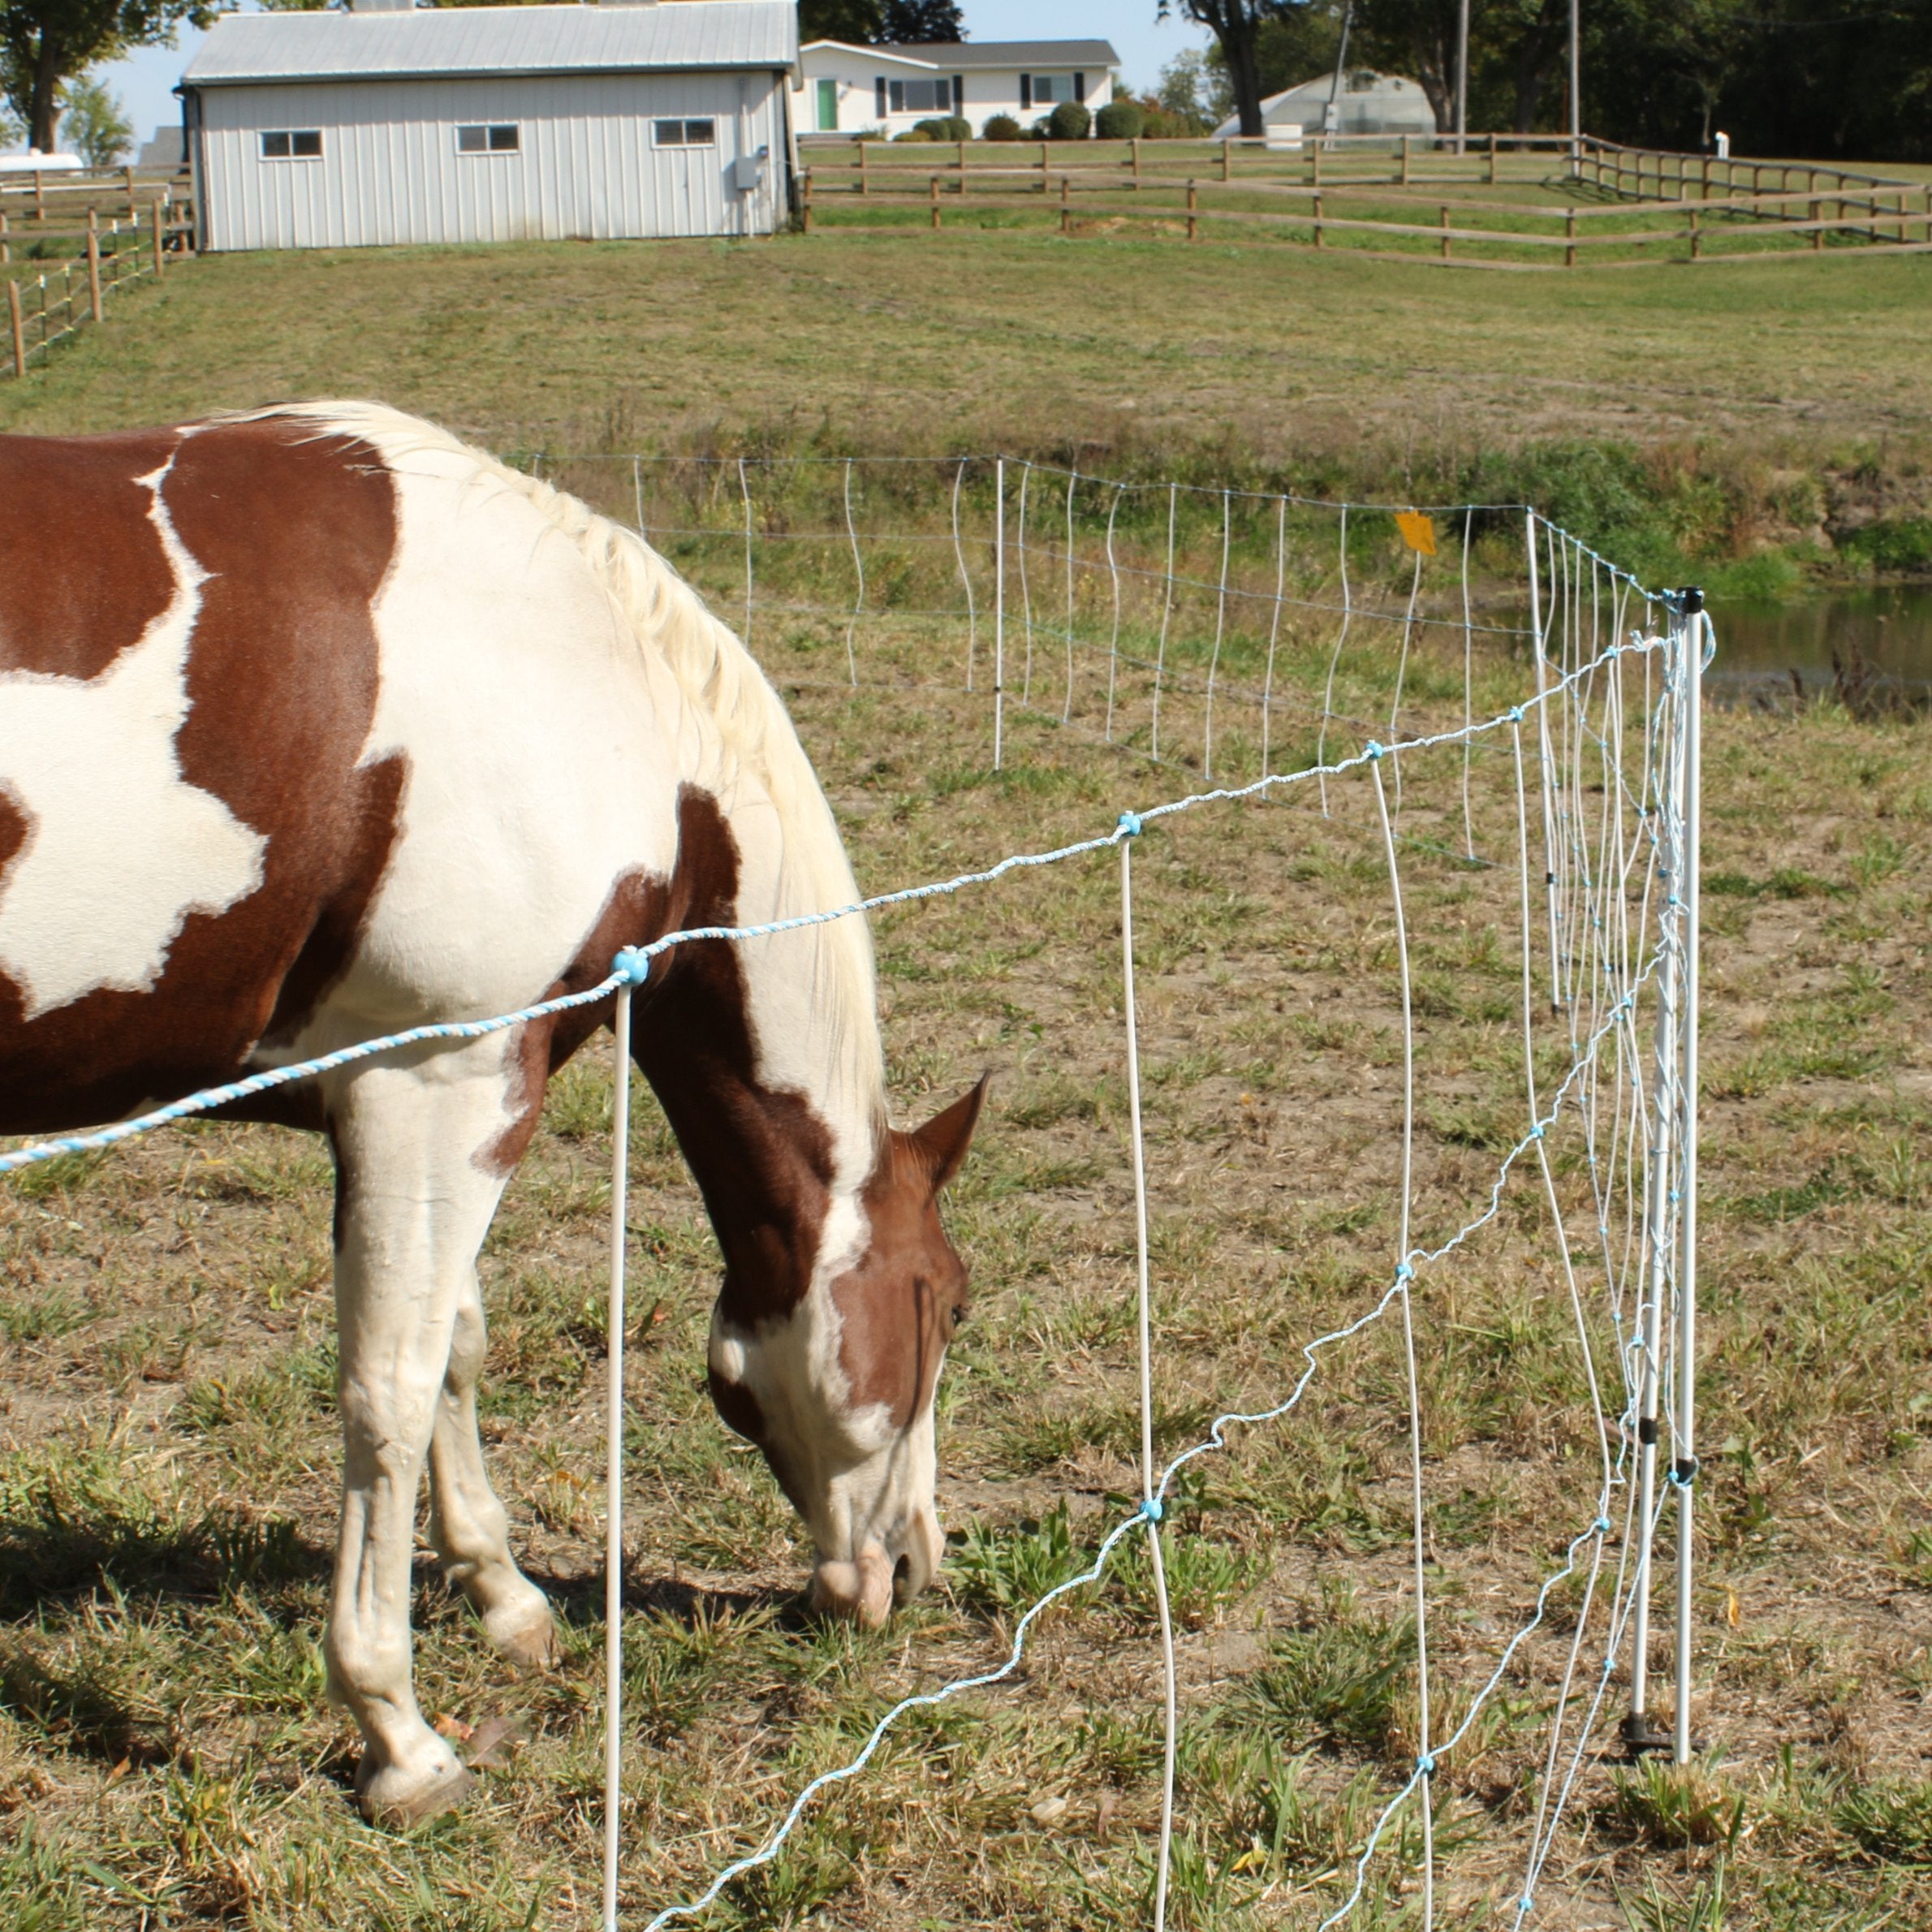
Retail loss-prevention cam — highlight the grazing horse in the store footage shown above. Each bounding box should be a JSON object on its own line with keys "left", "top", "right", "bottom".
{"left": 0, "top": 404, "right": 984, "bottom": 1824}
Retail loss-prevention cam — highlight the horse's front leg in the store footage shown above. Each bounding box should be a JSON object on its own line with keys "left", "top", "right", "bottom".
{"left": 323, "top": 1046, "right": 518, "bottom": 1826}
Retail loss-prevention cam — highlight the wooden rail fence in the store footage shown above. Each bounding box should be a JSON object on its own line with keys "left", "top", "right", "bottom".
{"left": 2, "top": 191, "right": 194, "bottom": 379}
{"left": 797, "top": 132, "right": 1931, "bottom": 269}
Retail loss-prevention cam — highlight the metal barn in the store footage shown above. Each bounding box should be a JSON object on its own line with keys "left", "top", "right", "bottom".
{"left": 179, "top": 0, "right": 796, "bottom": 252}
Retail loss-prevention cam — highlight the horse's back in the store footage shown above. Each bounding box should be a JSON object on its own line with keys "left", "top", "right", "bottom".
{"left": 0, "top": 409, "right": 672, "bottom": 1134}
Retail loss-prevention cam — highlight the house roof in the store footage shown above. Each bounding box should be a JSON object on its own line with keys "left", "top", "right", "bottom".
{"left": 183, "top": 2, "right": 798, "bottom": 88}
{"left": 894, "top": 40, "right": 1119, "bottom": 71}
{"left": 800, "top": 37, "right": 1118, "bottom": 72}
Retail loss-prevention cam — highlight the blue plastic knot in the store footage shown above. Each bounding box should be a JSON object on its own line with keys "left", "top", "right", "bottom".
{"left": 1520, "top": 1896, "right": 1535, "bottom": 1916}
{"left": 1416, "top": 1753, "right": 1436, "bottom": 1777}
{"left": 1141, "top": 1496, "right": 1163, "bottom": 1523}
{"left": 1365, "top": 740, "right": 1385, "bottom": 761}
{"left": 1530, "top": 1124, "right": 1545, "bottom": 1141}
{"left": 1117, "top": 811, "right": 1143, "bottom": 839}
{"left": 1594, "top": 1516, "right": 1611, "bottom": 1535}
{"left": 612, "top": 947, "right": 652, "bottom": 985}
{"left": 1509, "top": 706, "right": 1525, "bottom": 723}
{"left": 1395, "top": 1261, "right": 1414, "bottom": 1283}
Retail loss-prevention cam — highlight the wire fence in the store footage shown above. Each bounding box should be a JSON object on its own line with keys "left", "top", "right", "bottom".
{"left": 0, "top": 453, "right": 1710, "bottom": 1929}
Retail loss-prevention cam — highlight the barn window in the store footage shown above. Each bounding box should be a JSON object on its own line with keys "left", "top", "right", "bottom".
{"left": 261, "top": 129, "right": 322, "bottom": 160}
{"left": 456, "top": 123, "right": 520, "bottom": 153}
{"left": 652, "top": 118, "right": 716, "bottom": 148}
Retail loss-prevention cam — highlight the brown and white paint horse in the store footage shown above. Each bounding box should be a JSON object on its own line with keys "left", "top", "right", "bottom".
{"left": 0, "top": 404, "right": 983, "bottom": 1824}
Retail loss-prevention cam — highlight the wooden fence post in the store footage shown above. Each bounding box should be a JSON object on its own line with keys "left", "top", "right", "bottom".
{"left": 1440, "top": 204, "right": 1451, "bottom": 260}
{"left": 1186, "top": 179, "right": 1197, "bottom": 242}
{"left": 859, "top": 141, "right": 868, "bottom": 196}
{"left": 1312, "top": 140, "right": 1322, "bottom": 188}
{"left": 152, "top": 197, "right": 166, "bottom": 274}
{"left": 1809, "top": 198, "right": 1822, "bottom": 250}
{"left": 801, "top": 167, "right": 814, "bottom": 233}
{"left": 1688, "top": 206, "right": 1701, "bottom": 260}
{"left": 1220, "top": 138, "right": 1231, "bottom": 182}
{"left": 929, "top": 174, "right": 940, "bottom": 230}
{"left": 958, "top": 137, "right": 966, "bottom": 183}
{"left": 1487, "top": 132, "right": 1497, "bottom": 185}
{"left": 1399, "top": 133, "right": 1410, "bottom": 186}
{"left": 6, "top": 278, "right": 22, "bottom": 378}
{"left": 1565, "top": 206, "right": 1576, "bottom": 268}
{"left": 1059, "top": 175, "right": 1070, "bottom": 235}
{"left": 1132, "top": 136, "right": 1141, "bottom": 188}
{"left": 86, "top": 209, "right": 102, "bottom": 323}
{"left": 1313, "top": 191, "right": 1322, "bottom": 248}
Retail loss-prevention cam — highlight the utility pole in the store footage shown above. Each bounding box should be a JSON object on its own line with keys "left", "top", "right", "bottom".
{"left": 1455, "top": 0, "right": 1470, "bottom": 156}
{"left": 1325, "top": 1, "right": 1354, "bottom": 149}
{"left": 1568, "top": 0, "right": 1581, "bottom": 175}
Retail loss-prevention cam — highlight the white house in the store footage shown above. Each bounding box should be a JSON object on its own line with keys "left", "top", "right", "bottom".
{"left": 180, "top": 0, "right": 796, "bottom": 252}
{"left": 796, "top": 38, "right": 1120, "bottom": 140}
{"left": 1211, "top": 70, "right": 1437, "bottom": 144}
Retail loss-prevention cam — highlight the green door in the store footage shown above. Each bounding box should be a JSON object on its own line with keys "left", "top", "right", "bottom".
{"left": 817, "top": 79, "right": 838, "bottom": 132}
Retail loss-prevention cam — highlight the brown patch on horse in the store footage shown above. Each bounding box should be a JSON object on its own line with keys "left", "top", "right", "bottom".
{"left": 0, "top": 416, "right": 403, "bottom": 1134}
{"left": 632, "top": 789, "right": 839, "bottom": 1327}
{"left": 0, "top": 429, "right": 182, "bottom": 681}
{"left": 833, "top": 1080, "right": 985, "bottom": 1426}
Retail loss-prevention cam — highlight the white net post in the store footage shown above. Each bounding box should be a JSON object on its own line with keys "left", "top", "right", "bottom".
{"left": 1117, "top": 818, "right": 1178, "bottom": 1932}
{"left": 602, "top": 977, "right": 636, "bottom": 1932}
{"left": 1671, "top": 595, "right": 1706, "bottom": 1764}
{"left": 993, "top": 457, "right": 1005, "bottom": 770}
{"left": 841, "top": 459, "right": 862, "bottom": 689}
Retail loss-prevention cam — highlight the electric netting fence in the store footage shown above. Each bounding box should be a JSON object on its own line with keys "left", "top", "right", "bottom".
{"left": 0, "top": 455, "right": 1710, "bottom": 1930}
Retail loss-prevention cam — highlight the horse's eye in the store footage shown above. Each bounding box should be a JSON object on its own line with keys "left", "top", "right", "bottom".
{"left": 951, "top": 1303, "right": 968, "bottom": 1330}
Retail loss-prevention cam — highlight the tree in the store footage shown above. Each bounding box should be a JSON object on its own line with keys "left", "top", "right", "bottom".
{"left": 798, "top": 0, "right": 883, "bottom": 41}
{"left": 1158, "top": 1, "right": 1335, "bottom": 136}
{"left": 58, "top": 70, "right": 127, "bottom": 162}
{"left": 0, "top": 0, "right": 213, "bottom": 153}
{"left": 878, "top": 0, "right": 962, "bottom": 41}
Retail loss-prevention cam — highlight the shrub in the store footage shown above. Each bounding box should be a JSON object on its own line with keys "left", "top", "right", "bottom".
{"left": 982, "top": 114, "right": 1021, "bottom": 141}
{"left": 1094, "top": 100, "right": 1145, "bottom": 140}
{"left": 1048, "top": 100, "right": 1092, "bottom": 141}
{"left": 1841, "top": 517, "right": 1932, "bottom": 575}
{"left": 1138, "top": 104, "right": 1197, "bottom": 140}
{"left": 893, "top": 125, "right": 936, "bottom": 142}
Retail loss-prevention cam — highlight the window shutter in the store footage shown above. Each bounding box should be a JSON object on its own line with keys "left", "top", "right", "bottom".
{"left": 1074, "top": 72, "right": 1086, "bottom": 102}
{"left": 953, "top": 75, "right": 964, "bottom": 113}
{"left": 875, "top": 77, "right": 886, "bottom": 117}
{"left": 1020, "top": 74, "right": 1032, "bottom": 110}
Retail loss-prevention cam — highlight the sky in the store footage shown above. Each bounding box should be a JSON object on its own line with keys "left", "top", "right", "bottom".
{"left": 86, "top": 3, "right": 1211, "bottom": 159}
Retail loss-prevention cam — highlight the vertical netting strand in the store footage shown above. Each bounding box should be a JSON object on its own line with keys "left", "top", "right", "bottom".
{"left": 602, "top": 983, "right": 635, "bottom": 1932}
{"left": 953, "top": 457, "right": 978, "bottom": 693}
{"left": 842, "top": 459, "right": 862, "bottom": 689}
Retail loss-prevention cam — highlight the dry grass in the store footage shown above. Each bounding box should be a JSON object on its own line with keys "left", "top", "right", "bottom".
{"left": 2, "top": 593, "right": 1929, "bottom": 1929}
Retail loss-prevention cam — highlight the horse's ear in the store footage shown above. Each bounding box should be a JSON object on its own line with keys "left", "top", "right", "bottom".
{"left": 908, "top": 1076, "right": 988, "bottom": 1195}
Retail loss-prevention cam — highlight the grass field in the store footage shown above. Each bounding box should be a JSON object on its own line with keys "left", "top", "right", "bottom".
{"left": 1, "top": 225, "right": 1930, "bottom": 1930}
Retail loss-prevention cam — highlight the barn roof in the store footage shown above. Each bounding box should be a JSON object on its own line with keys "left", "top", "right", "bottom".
{"left": 183, "top": 2, "right": 799, "bottom": 88}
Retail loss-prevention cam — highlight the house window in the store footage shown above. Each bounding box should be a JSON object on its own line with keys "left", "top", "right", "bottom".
{"left": 260, "top": 129, "right": 322, "bottom": 160}
{"left": 456, "top": 123, "right": 519, "bottom": 153}
{"left": 652, "top": 118, "right": 717, "bottom": 147}
{"left": 1030, "top": 75, "right": 1072, "bottom": 105}
{"left": 887, "top": 78, "right": 953, "bottom": 114}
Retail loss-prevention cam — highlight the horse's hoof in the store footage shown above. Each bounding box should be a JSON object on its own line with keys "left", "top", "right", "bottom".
{"left": 489, "top": 1605, "right": 556, "bottom": 1669}
{"left": 356, "top": 1757, "right": 474, "bottom": 1829}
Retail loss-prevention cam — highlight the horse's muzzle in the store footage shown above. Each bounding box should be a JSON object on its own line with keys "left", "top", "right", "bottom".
{"left": 809, "top": 1510, "right": 942, "bottom": 1628}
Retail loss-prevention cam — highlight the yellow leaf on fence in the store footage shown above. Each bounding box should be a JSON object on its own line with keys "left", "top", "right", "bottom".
{"left": 1396, "top": 510, "right": 1438, "bottom": 556}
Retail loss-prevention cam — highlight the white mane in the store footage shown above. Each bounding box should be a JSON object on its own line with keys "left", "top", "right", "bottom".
{"left": 252, "top": 401, "right": 886, "bottom": 1136}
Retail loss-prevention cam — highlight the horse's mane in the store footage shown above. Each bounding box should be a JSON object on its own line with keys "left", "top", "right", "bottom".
{"left": 247, "top": 402, "right": 886, "bottom": 1141}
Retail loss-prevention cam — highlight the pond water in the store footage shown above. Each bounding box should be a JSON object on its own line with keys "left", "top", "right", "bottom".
{"left": 1706, "top": 584, "right": 1932, "bottom": 709}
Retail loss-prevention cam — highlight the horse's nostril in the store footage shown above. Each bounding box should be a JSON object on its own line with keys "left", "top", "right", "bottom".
{"left": 892, "top": 1551, "right": 913, "bottom": 1603}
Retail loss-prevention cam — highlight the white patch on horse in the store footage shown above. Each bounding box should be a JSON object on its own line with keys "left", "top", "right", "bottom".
{"left": 0, "top": 451, "right": 266, "bottom": 1018}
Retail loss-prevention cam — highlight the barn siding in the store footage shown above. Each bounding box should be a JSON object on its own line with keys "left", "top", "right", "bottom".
{"left": 196, "top": 71, "right": 787, "bottom": 250}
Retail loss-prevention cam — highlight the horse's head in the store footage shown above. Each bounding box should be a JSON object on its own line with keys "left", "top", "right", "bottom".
{"left": 705, "top": 1078, "right": 985, "bottom": 1626}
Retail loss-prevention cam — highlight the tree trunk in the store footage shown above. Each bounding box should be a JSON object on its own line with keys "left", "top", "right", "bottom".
{"left": 1226, "top": 24, "right": 1265, "bottom": 136}
{"left": 1512, "top": 20, "right": 1566, "bottom": 135}
{"left": 30, "top": 38, "right": 63, "bottom": 156}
